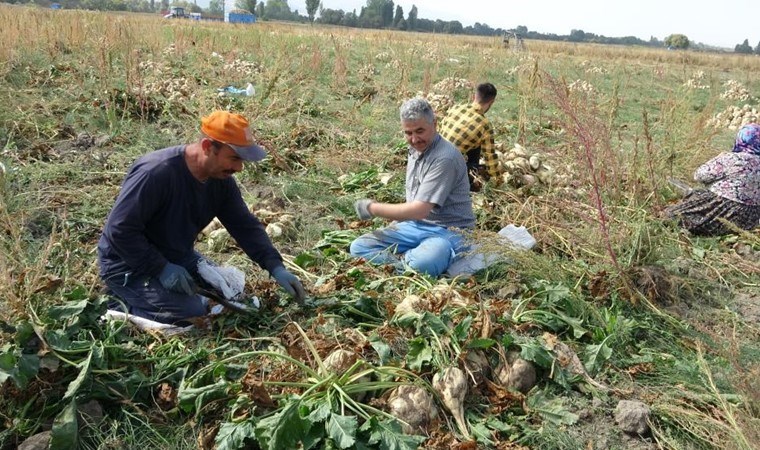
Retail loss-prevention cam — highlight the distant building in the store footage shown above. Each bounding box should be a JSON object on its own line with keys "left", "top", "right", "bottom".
{"left": 50, "top": 3, "right": 61, "bottom": 9}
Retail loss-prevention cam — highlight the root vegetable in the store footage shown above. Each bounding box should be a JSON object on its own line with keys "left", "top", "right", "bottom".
{"left": 253, "top": 208, "right": 278, "bottom": 221}
{"left": 495, "top": 351, "right": 536, "bottom": 394}
{"left": 529, "top": 154, "right": 542, "bottom": 170}
{"left": 544, "top": 333, "right": 609, "bottom": 391}
{"left": 202, "top": 218, "right": 222, "bottom": 236}
{"left": 509, "top": 144, "right": 528, "bottom": 158}
{"left": 535, "top": 167, "right": 554, "bottom": 184}
{"left": 207, "top": 228, "right": 230, "bottom": 252}
{"left": 395, "top": 294, "right": 431, "bottom": 316}
{"left": 321, "top": 349, "right": 357, "bottom": 375}
{"left": 387, "top": 385, "right": 438, "bottom": 435}
{"left": 430, "top": 285, "right": 468, "bottom": 307}
{"left": 512, "top": 157, "right": 531, "bottom": 172}
{"left": 277, "top": 214, "right": 295, "bottom": 226}
{"left": 463, "top": 350, "right": 490, "bottom": 386}
{"left": 520, "top": 174, "right": 537, "bottom": 186}
{"left": 265, "top": 223, "right": 283, "bottom": 238}
{"left": 433, "top": 367, "right": 469, "bottom": 438}
{"left": 321, "top": 349, "right": 371, "bottom": 400}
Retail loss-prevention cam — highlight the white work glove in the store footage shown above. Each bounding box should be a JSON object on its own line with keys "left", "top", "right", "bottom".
{"left": 354, "top": 199, "right": 376, "bottom": 220}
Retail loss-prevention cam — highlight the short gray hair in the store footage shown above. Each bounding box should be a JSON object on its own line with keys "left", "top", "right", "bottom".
{"left": 400, "top": 98, "right": 435, "bottom": 124}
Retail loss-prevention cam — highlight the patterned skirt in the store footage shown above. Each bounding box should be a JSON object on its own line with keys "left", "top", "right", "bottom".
{"left": 664, "top": 189, "right": 760, "bottom": 236}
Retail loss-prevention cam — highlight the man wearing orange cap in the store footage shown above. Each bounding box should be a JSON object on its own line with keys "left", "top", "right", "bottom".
{"left": 97, "top": 111, "right": 306, "bottom": 324}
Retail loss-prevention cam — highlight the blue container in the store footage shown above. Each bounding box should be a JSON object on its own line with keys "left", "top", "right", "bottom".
{"left": 228, "top": 12, "right": 255, "bottom": 24}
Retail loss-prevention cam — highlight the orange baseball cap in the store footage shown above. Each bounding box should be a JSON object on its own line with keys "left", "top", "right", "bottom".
{"left": 200, "top": 111, "right": 267, "bottom": 161}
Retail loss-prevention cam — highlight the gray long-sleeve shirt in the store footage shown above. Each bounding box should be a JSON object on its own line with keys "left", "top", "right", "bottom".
{"left": 98, "top": 145, "right": 283, "bottom": 279}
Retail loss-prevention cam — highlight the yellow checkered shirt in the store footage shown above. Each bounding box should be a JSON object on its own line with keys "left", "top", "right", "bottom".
{"left": 439, "top": 102, "right": 502, "bottom": 179}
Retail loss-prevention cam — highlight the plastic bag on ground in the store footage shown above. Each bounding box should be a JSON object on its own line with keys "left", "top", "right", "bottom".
{"left": 498, "top": 224, "right": 537, "bottom": 250}
{"left": 197, "top": 260, "right": 260, "bottom": 311}
{"left": 217, "top": 83, "right": 255, "bottom": 96}
{"left": 103, "top": 310, "right": 193, "bottom": 336}
{"left": 197, "top": 259, "right": 245, "bottom": 300}
{"left": 445, "top": 225, "right": 536, "bottom": 277}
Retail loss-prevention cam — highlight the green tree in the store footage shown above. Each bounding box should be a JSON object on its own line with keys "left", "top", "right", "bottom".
{"left": 305, "top": 0, "right": 319, "bottom": 22}
{"left": 664, "top": 33, "right": 689, "bottom": 49}
{"left": 342, "top": 10, "right": 358, "bottom": 27}
{"left": 443, "top": 20, "right": 462, "bottom": 34}
{"left": 255, "top": 1, "right": 264, "bottom": 17}
{"left": 358, "top": 1, "right": 381, "bottom": 28}
{"left": 208, "top": 0, "right": 223, "bottom": 15}
{"left": 406, "top": 4, "right": 417, "bottom": 30}
{"left": 237, "top": 0, "right": 256, "bottom": 13}
{"left": 734, "top": 39, "right": 753, "bottom": 54}
{"left": 262, "top": 0, "right": 296, "bottom": 20}
{"left": 755, "top": 40, "right": 760, "bottom": 55}
{"left": 357, "top": 0, "right": 395, "bottom": 28}
{"left": 317, "top": 7, "right": 343, "bottom": 24}
{"left": 569, "top": 29, "right": 585, "bottom": 42}
{"left": 381, "top": 0, "right": 393, "bottom": 27}
{"left": 392, "top": 4, "right": 403, "bottom": 28}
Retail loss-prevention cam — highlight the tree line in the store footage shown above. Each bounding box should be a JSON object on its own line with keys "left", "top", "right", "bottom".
{"left": 5, "top": 0, "right": 754, "bottom": 52}
{"left": 240, "top": 0, "right": 507, "bottom": 36}
{"left": 227, "top": 0, "right": 676, "bottom": 47}
{"left": 734, "top": 39, "right": 760, "bottom": 55}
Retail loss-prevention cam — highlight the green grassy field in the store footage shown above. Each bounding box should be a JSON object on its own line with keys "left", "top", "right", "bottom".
{"left": 1, "top": 5, "right": 760, "bottom": 449}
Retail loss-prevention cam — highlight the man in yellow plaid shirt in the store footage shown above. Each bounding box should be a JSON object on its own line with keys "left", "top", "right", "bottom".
{"left": 439, "top": 82, "right": 502, "bottom": 191}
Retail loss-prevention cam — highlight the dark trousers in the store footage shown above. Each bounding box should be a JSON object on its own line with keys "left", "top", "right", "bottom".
{"left": 466, "top": 148, "right": 482, "bottom": 190}
{"left": 105, "top": 274, "right": 207, "bottom": 324}
{"left": 103, "top": 252, "right": 207, "bottom": 324}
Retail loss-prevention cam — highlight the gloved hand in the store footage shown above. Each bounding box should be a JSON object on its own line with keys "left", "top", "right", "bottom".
{"left": 158, "top": 262, "right": 197, "bottom": 296}
{"left": 354, "top": 199, "right": 376, "bottom": 220}
{"left": 271, "top": 266, "right": 306, "bottom": 303}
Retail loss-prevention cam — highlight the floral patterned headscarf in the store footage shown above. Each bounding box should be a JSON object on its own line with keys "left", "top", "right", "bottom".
{"left": 732, "top": 123, "right": 760, "bottom": 155}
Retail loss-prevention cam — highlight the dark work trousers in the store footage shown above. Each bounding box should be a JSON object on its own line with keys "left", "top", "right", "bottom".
{"left": 466, "top": 148, "right": 482, "bottom": 190}
{"left": 103, "top": 252, "right": 207, "bottom": 324}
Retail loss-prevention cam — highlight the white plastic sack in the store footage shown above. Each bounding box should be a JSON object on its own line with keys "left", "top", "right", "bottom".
{"left": 103, "top": 310, "right": 193, "bottom": 336}
{"left": 197, "top": 260, "right": 260, "bottom": 311}
{"left": 498, "top": 224, "right": 537, "bottom": 250}
{"left": 197, "top": 259, "right": 246, "bottom": 300}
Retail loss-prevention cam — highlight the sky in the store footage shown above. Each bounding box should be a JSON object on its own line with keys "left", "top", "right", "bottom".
{"left": 199, "top": 0, "right": 760, "bottom": 49}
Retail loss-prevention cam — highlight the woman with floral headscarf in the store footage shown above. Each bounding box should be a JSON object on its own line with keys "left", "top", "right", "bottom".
{"left": 666, "top": 123, "right": 760, "bottom": 236}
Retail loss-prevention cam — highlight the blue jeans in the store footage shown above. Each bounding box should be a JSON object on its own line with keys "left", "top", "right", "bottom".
{"left": 103, "top": 252, "right": 207, "bottom": 324}
{"left": 349, "top": 221, "right": 470, "bottom": 277}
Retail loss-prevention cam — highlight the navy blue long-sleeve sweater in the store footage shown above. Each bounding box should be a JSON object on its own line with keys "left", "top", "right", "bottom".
{"left": 97, "top": 145, "right": 283, "bottom": 280}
